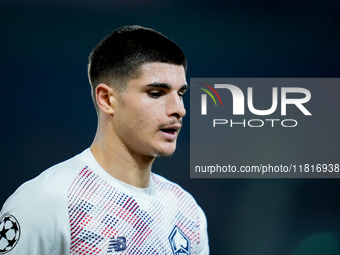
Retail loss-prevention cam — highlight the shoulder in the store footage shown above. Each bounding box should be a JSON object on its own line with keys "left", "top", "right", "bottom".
{"left": 151, "top": 172, "right": 201, "bottom": 211}
{"left": 1, "top": 149, "right": 90, "bottom": 221}
{"left": 9, "top": 150, "right": 87, "bottom": 202}
{"left": 152, "top": 173, "right": 195, "bottom": 199}
{"left": 0, "top": 150, "right": 90, "bottom": 254}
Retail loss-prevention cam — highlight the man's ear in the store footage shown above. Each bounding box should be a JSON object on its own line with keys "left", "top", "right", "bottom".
{"left": 95, "top": 83, "right": 116, "bottom": 115}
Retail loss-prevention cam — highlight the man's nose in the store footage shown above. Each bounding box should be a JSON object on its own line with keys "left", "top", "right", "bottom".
{"left": 166, "top": 92, "right": 186, "bottom": 119}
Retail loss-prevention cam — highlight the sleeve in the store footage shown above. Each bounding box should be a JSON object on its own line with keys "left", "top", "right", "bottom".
{"left": 197, "top": 206, "right": 210, "bottom": 254}
{"left": 0, "top": 178, "right": 70, "bottom": 255}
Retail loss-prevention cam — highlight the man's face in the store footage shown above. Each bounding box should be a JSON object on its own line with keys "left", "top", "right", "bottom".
{"left": 112, "top": 62, "right": 188, "bottom": 158}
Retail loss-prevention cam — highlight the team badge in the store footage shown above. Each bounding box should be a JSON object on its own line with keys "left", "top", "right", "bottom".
{"left": 168, "top": 226, "right": 191, "bottom": 255}
{"left": 0, "top": 214, "right": 21, "bottom": 254}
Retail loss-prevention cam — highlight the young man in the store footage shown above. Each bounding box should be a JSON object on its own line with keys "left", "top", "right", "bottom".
{"left": 0, "top": 26, "right": 209, "bottom": 254}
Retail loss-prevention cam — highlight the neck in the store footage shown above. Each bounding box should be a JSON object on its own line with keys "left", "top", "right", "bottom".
{"left": 90, "top": 121, "right": 155, "bottom": 189}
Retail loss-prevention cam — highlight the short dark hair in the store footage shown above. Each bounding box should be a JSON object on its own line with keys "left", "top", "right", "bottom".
{"left": 88, "top": 25, "right": 187, "bottom": 112}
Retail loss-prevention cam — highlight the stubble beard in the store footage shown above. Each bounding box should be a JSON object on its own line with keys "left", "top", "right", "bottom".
{"left": 153, "top": 119, "right": 182, "bottom": 157}
{"left": 152, "top": 148, "right": 176, "bottom": 158}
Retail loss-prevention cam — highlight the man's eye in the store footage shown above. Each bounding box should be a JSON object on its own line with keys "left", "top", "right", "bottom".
{"left": 148, "top": 91, "right": 163, "bottom": 98}
{"left": 178, "top": 92, "right": 186, "bottom": 99}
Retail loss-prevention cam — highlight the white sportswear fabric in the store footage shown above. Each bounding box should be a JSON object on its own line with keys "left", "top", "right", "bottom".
{"left": 0, "top": 149, "right": 209, "bottom": 254}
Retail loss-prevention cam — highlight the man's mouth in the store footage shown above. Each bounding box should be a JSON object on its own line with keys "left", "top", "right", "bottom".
{"left": 160, "top": 128, "right": 178, "bottom": 134}
{"left": 160, "top": 123, "right": 182, "bottom": 133}
{"left": 159, "top": 124, "right": 182, "bottom": 140}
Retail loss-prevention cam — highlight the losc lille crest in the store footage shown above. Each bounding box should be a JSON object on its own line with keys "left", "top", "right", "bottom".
{"left": 168, "top": 226, "right": 190, "bottom": 255}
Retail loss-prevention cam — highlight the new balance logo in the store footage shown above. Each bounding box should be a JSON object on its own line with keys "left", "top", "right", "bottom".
{"left": 108, "top": 236, "right": 127, "bottom": 253}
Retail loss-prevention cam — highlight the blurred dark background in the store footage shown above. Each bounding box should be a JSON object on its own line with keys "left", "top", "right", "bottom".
{"left": 1, "top": 0, "right": 339, "bottom": 254}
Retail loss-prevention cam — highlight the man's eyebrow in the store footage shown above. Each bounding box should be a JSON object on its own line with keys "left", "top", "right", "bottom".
{"left": 180, "top": 84, "right": 190, "bottom": 91}
{"left": 146, "top": 83, "right": 189, "bottom": 91}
